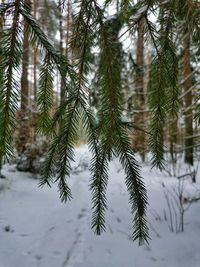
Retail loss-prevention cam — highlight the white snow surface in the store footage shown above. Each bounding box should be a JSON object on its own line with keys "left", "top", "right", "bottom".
{"left": 0, "top": 145, "right": 200, "bottom": 267}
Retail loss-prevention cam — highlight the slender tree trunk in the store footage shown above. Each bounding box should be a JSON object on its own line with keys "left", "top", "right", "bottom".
{"left": 65, "top": 0, "right": 71, "bottom": 59}
{"left": 183, "top": 34, "right": 193, "bottom": 166}
{"left": 43, "top": 0, "right": 48, "bottom": 26}
{"left": 133, "top": 16, "right": 146, "bottom": 161}
{"left": 59, "top": 0, "right": 65, "bottom": 104}
{"left": 33, "top": 0, "right": 37, "bottom": 108}
{"left": 21, "top": 6, "right": 29, "bottom": 112}
{"left": 169, "top": 120, "right": 178, "bottom": 164}
{"left": 16, "top": 0, "right": 31, "bottom": 155}
{"left": 59, "top": 0, "right": 64, "bottom": 56}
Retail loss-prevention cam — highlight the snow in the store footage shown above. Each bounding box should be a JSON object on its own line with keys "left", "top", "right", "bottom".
{"left": 0, "top": 146, "right": 200, "bottom": 267}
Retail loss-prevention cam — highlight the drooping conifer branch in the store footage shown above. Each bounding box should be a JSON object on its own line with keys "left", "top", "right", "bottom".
{"left": 40, "top": 0, "right": 95, "bottom": 201}
{"left": 0, "top": 0, "right": 21, "bottom": 162}
{"left": 92, "top": 0, "right": 149, "bottom": 243}
{"left": 37, "top": 56, "right": 54, "bottom": 134}
{"left": 146, "top": 1, "right": 180, "bottom": 168}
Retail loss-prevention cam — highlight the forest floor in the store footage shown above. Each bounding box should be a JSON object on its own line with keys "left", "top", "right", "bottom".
{"left": 0, "top": 145, "right": 200, "bottom": 267}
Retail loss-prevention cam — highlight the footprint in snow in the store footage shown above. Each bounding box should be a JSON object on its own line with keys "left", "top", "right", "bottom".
{"left": 35, "top": 254, "right": 42, "bottom": 261}
{"left": 66, "top": 219, "right": 73, "bottom": 223}
{"left": 77, "top": 213, "right": 85, "bottom": 219}
{"left": 20, "top": 233, "right": 29, "bottom": 237}
{"left": 48, "top": 226, "right": 55, "bottom": 231}
{"left": 106, "top": 249, "right": 112, "bottom": 255}
{"left": 53, "top": 250, "right": 61, "bottom": 256}
{"left": 150, "top": 256, "right": 157, "bottom": 262}
{"left": 77, "top": 208, "right": 87, "bottom": 219}
{"left": 116, "top": 217, "right": 121, "bottom": 223}
{"left": 144, "top": 244, "right": 151, "bottom": 251}
{"left": 81, "top": 208, "right": 87, "bottom": 212}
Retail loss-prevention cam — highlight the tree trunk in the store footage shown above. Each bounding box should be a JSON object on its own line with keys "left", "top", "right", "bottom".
{"left": 169, "top": 120, "right": 178, "bottom": 164}
{"left": 59, "top": 0, "right": 65, "bottom": 104}
{"left": 65, "top": 0, "right": 71, "bottom": 59}
{"left": 21, "top": 5, "right": 29, "bottom": 112}
{"left": 183, "top": 34, "right": 193, "bottom": 166}
{"left": 16, "top": 0, "right": 31, "bottom": 155}
{"left": 133, "top": 16, "right": 146, "bottom": 161}
{"left": 33, "top": 0, "right": 37, "bottom": 108}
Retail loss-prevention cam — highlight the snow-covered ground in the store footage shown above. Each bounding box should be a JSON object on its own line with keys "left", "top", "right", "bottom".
{"left": 0, "top": 146, "right": 200, "bottom": 267}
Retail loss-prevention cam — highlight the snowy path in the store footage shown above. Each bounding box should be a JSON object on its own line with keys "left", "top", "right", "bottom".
{"left": 0, "top": 147, "right": 200, "bottom": 267}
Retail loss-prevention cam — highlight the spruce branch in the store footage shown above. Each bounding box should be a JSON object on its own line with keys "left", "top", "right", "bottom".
{"left": 148, "top": 57, "right": 166, "bottom": 169}
{"left": 39, "top": 138, "right": 59, "bottom": 188}
{"left": 115, "top": 125, "right": 149, "bottom": 245}
{"left": 40, "top": 99, "right": 80, "bottom": 201}
{"left": 146, "top": 2, "right": 180, "bottom": 168}
{"left": 80, "top": 100, "right": 110, "bottom": 235}
{"left": 37, "top": 55, "right": 54, "bottom": 134}
{"left": 91, "top": 1, "right": 149, "bottom": 243}
{"left": 90, "top": 149, "right": 109, "bottom": 234}
{"left": 0, "top": 0, "right": 21, "bottom": 162}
